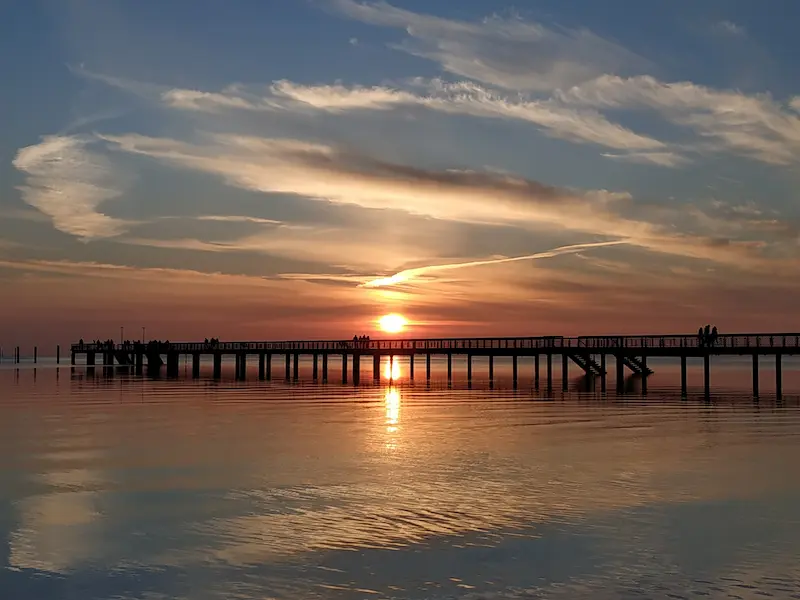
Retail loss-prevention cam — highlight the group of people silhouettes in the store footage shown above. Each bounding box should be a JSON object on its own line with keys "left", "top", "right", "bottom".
{"left": 353, "top": 335, "right": 371, "bottom": 348}
{"left": 698, "top": 324, "right": 719, "bottom": 347}
{"left": 203, "top": 338, "right": 220, "bottom": 348}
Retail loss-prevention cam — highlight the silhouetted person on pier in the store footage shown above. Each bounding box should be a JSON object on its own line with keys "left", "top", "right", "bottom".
{"left": 698, "top": 327, "right": 704, "bottom": 347}
{"left": 711, "top": 326, "right": 718, "bottom": 346}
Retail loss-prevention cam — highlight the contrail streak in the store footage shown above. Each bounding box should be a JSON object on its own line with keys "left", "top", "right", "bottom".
{"left": 360, "top": 240, "right": 629, "bottom": 288}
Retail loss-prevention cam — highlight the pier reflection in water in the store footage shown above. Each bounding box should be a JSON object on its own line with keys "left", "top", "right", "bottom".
{"left": 1, "top": 365, "right": 800, "bottom": 599}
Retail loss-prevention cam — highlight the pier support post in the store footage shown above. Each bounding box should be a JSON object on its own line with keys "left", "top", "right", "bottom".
{"left": 293, "top": 354, "right": 299, "bottom": 380}
{"left": 258, "top": 353, "right": 265, "bottom": 380}
{"left": 562, "top": 354, "right": 568, "bottom": 391}
{"left": 703, "top": 354, "right": 710, "bottom": 398}
{"left": 600, "top": 354, "right": 606, "bottom": 393}
{"left": 87, "top": 351, "right": 95, "bottom": 366}
{"left": 776, "top": 354, "right": 782, "bottom": 400}
{"left": 167, "top": 352, "right": 179, "bottom": 378}
{"left": 313, "top": 354, "right": 318, "bottom": 380}
{"left": 266, "top": 353, "right": 272, "bottom": 380}
{"left": 322, "top": 353, "right": 327, "bottom": 382}
{"left": 285, "top": 354, "right": 291, "bottom": 380}
{"left": 192, "top": 353, "right": 200, "bottom": 378}
{"left": 641, "top": 356, "right": 648, "bottom": 395}
{"left": 447, "top": 354, "right": 452, "bottom": 383}
{"left": 489, "top": 355, "right": 494, "bottom": 382}
{"left": 135, "top": 351, "right": 143, "bottom": 374}
{"left": 681, "top": 356, "right": 687, "bottom": 397}
{"left": 467, "top": 355, "right": 472, "bottom": 385}
{"left": 409, "top": 355, "right": 414, "bottom": 380}
{"left": 213, "top": 353, "right": 222, "bottom": 378}
{"left": 353, "top": 354, "right": 360, "bottom": 384}
{"left": 56, "top": 345, "right": 60, "bottom": 364}
{"left": 342, "top": 354, "right": 348, "bottom": 384}
{"left": 546, "top": 353, "right": 553, "bottom": 391}
{"left": 235, "top": 354, "right": 242, "bottom": 380}
{"left": 616, "top": 355, "right": 624, "bottom": 393}
{"left": 373, "top": 355, "right": 380, "bottom": 381}
{"left": 534, "top": 354, "right": 540, "bottom": 389}
{"left": 34, "top": 347, "right": 37, "bottom": 364}
{"left": 752, "top": 354, "right": 758, "bottom": 397}
{"left": 512, "top": 355, "right": 518, "bottom": 388}
{"left": 71, "top": 350, "right": 76, "bottom": 365}
{"left": 426, "top": 354, "right": 431, "bottom": 381}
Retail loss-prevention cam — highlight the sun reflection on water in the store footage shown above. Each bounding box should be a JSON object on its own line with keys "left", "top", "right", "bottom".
{"left": 383, "top": 357, "right": 401, "bottom": 381}
{"left": 385, "top": 387, "right": 400, "bottom": 434}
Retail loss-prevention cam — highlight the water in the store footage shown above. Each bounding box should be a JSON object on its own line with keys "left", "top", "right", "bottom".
{"left": 2, "top": 358, "right": 800, "bottom": 599}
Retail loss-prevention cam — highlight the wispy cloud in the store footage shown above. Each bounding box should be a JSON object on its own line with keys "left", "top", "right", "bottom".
{"left": 560, "top": 75, "right": 800, "bottom": 165}
{"left": 98, "top": 132, "right": 778, "bottom": 270}
{"left": 361, "top": 240, "right": 629, "bottom": 287}
{"left": 12, "top": 135, "right": 130, "bottom": 240}
{"left": 601, "top": 151, "right": 689, "bottom": 168}
{"left": 273, "top": 79, "right": 668, "bottom": 152}
{"left": 713, "top": 20, "right": 746, "bottom": 36}
{"left": 328, "top": 0, "right": 647, "bottom": 92}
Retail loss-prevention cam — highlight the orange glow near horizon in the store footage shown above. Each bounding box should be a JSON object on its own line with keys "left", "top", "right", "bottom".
{"left": 378, "top": 313, "right": 408, "bottom": 334}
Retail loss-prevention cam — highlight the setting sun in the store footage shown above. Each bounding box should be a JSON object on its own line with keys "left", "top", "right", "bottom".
{"left": 378, "top": 313, "right": 408, "bottom": 334}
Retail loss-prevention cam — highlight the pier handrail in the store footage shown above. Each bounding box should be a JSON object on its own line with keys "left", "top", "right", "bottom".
{"left": 70, "top": 333, "right": 800, "bottom": 353}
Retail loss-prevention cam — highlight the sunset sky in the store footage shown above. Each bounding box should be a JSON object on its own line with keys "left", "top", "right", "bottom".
{"left": 3, "top": 0, "right": 800, "bottom": 347}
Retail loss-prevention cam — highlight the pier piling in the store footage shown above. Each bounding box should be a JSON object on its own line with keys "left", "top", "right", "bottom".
{"left": 321, "top": 353, "right": 327, "bottom": 382}
{"left": 512, "top": 355, "right": 518, "bottom": 388}
{"left": 752, "top": 355, "right": 758, "bottom": 397}
{"left": 776, "top": 354, "right": 782, "bottom": 400}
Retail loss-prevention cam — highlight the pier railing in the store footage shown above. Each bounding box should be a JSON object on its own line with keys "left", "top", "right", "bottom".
{"left": 71, "top": 333, "right": 800, "bottom": 353}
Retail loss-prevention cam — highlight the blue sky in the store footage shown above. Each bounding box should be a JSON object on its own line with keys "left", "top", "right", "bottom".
{"left": 2, "top": 0, "right": 800, "bottom": 345}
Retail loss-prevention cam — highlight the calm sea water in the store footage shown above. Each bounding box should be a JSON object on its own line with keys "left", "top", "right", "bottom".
{"left": 2, "top": 356, "right": 800, "bottom": 600}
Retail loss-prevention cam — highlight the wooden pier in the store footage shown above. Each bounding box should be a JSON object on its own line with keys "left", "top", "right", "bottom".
{"left": 70, "top": 333, "right": 800, "bottom": 397}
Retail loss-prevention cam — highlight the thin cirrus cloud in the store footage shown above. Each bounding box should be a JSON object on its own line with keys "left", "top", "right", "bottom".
{"left": 152, "top": 76, "right": 670, "bottom": 157}
{"left": 327, "top": 0, "right": 648, "bottom": 92}
{"left": 12, "top": 135, "right": 130, "bottom": 240}
{"left": 361, "top": 240, "right": 630, "bottom": 288}
{"left": 558, "top": 75, "right": 800, "bottom": 166}
{"left": 96, "top": 131, "right": 777, "bottom": 271}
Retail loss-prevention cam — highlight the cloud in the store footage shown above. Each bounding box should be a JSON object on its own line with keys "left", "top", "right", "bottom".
{"left": 329, "top": 0, "right": 647, "bottom": 92}
{"left": 98, "top": 131, "right": 777, "bottom": 270}
{"left": 12, "top": 135, "right": 129, "bottom": 240}
{"left": 271, "top": 79, "right": 418, "bottom": 113}
{"left": 713, "top": 20, "right": 746, "bottom": 36}
{"left": 161, "top": 87, "right": 282, "bottom": 113}
{"left": 601, "top": 151, "right": 689, "bottom": 167}
{"left": 273, "top": 79, "right": 667, "bottom": 152}
{"left": 790, "top": 97, "right": 800, "bottom": 113}
{"left": 559, "top": 75, "right": 800, "bottom": 165}
{"left": 75, "top": 67, "right": 673, "bottom": 159}
{"left": 361, "top": 240, "right": 628, "bottom": 287}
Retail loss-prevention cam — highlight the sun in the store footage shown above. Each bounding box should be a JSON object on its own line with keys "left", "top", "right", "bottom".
{"left": 378, "top": 313, "right": 408, "bottom": 334}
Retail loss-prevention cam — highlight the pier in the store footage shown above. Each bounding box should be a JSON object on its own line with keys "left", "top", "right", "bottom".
{"left": 69, "top": 333, "right": 800, "bottom": 397}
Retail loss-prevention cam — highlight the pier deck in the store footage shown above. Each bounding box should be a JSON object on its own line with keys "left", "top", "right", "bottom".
{"left": 71, "top": 333, "right": 800, "bottom": 398}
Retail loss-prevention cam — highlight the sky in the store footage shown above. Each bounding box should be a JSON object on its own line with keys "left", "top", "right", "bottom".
{"left": 2, "top": 0, "right": 800, "bottom": 347}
